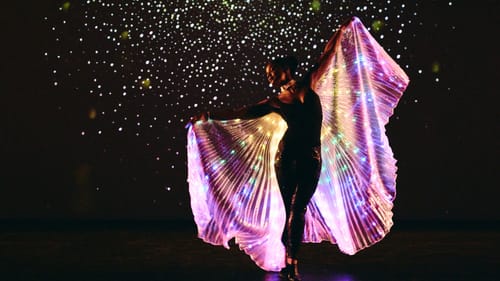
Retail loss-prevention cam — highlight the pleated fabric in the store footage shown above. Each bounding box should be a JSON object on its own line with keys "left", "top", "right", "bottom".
{"left": 186, "top": 17, "right": 409, "bottom": 271}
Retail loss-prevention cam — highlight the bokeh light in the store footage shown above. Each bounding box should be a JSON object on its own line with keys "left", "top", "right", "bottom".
{"left": 45, "top": 0, "right": 423, "bottom": 208}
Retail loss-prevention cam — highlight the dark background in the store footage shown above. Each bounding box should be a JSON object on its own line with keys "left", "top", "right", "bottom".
{"left": 2, "top": 0, "right": 498, "bottom": 222}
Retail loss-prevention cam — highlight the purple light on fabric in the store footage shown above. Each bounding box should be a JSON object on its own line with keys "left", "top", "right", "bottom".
{"left": 187, "top": 17, "right": 409, "bottom": 271}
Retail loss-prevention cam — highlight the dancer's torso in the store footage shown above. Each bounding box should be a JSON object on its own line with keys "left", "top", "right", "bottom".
{"left": 273, "top": 85, "right": 323, "bottom": 154}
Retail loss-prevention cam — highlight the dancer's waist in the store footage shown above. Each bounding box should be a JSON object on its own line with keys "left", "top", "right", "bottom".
{"left": 282, "top": 131, "right": 321, "bottom": 149}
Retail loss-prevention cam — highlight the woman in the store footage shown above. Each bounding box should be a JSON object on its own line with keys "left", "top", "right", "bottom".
{"left": 190, "top": 55, "right": 321, "bottom": 281}
{"left": 188, "top": 16, "right": 410, "bottom": 281}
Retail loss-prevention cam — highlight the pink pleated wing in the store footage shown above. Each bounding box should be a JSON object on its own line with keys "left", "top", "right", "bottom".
{"left": 304, "top": 16, "right": 409, "bottom": 254}
{"left": 186, "top": 16, "right": 409, "bottom": 271}
{"left": 187, "top": 115, "right": 287, "bottom": 271}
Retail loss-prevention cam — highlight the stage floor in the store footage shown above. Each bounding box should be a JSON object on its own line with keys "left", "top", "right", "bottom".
{"left": 0, "top": 221, "right": 498, "bottom": 281}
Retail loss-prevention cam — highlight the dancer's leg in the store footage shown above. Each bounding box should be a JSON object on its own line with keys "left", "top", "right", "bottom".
{"left": 287, "top": 147, "right": 321, "bottom": 259}
{"left": 274, "top": 147, "right": 298, "bottom": 252}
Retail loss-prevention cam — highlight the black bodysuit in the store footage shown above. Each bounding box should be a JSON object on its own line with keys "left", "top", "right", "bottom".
{"left": 211, "top": 81, "right": 323, "bottom": 259}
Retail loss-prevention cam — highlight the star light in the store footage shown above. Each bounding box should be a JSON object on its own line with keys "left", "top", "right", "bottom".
{"left": 47, "top": 0, "right": 419, "bottom": 200}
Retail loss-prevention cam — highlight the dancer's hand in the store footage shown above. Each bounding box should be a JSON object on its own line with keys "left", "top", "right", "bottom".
{"left": 341, "top": 16, "right": 356, "bottom": 27}
{"left": 187, "top": 112, "right": 209, "bottom": 126}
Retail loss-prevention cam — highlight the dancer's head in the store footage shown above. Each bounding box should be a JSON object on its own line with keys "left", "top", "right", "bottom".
{"left": 265, "top": 56, "right": 298, "bottom": 87}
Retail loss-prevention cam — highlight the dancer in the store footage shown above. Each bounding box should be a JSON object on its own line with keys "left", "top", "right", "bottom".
{"left": 186, "top": 16, "right": 409, "bottom": 280}
{"left": 190, "top": 55, "right": 320, "bottom": 281}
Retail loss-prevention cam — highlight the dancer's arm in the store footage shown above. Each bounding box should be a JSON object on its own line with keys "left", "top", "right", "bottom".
{"left": 210, "top": 98, "right": 279, "bottom": 120}
{"left": 190, "top": 98, "right": 279, "bottom": 123}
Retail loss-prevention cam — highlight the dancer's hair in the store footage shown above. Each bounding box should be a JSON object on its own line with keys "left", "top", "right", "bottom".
{"left": 270, "top": 56, "right": 299, "bottom": 75}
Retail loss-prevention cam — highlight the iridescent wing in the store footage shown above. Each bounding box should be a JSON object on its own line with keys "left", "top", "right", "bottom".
{"left": 186, "top": 16, "right": 409, "bottom": 270}
{"left": 187, "top": 114, "right": 287, "bottom": 271}
{"left": 303, "top": 16, "right": 409, "bottom": 254}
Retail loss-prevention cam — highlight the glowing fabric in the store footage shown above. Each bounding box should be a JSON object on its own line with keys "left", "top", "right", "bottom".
{"left": 186, "top": 17, "right": 409, "bottom": 271}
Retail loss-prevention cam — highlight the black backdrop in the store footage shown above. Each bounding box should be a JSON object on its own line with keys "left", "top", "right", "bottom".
{"left": 2, "top": 1, "right": 498, "bottom": 222}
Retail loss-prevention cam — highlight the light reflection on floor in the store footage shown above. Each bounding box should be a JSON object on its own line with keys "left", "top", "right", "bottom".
{"left": 0, "top": 222, "right": 498, "bottom": 281}
{"left": 263, "top": 271, "right": 360, "bottom": 281}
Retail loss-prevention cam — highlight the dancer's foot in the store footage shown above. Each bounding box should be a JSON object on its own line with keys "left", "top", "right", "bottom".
{"left": 279, "top": 260, "right": 301, "bottom": 281}
{"left": 287, "top": 261, "right": 301, "bottom": 281}
{"left": 279, "top": 264, "right": 290, "bottom": 279}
